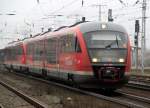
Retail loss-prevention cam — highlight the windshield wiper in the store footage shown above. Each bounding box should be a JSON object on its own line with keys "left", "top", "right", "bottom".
{"left": 116, "top": 35, "right": 119, "bottom": 48}
{"left": 105, "top": 40, "right": 115, "bottom": 48}
{"left": 105, "top": 35, "right": 119, "bottom": 48}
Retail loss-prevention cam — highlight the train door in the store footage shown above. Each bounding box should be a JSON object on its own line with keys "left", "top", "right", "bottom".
{"left": 56, "top": 37, "right": 61, "bottom": 78}
{"left": 58, "top": 33, "right": 77, "bottom": 80}
{"left": 31, "top": 40, "right": 45, "bottom": 74}
{"left": 45, "top": 37, "right": 59, "bottom": 78}
{"left": 57, "top": 36, "right": 64, "bottom": 79}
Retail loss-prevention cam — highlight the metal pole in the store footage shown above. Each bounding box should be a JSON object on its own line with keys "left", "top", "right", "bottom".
{"left": 99, "top": 0, "right": 101, "bottom": 21}
{"left": 135, "top": 32, "right": 139, "bottom": 72}
{"left": 141, "top": 0, "right": 146, "bottom": 73}
{"left": 91, "top": 0, "right": 106, "bottom": 22}
{"left": 99, "top": 5, "right": 101, "bottom": 21}
{"left": 135, "top": 20, "right": 139, "bottom": 72}
{"left": 92, "top": 4, "right": 102, "bottom": 21}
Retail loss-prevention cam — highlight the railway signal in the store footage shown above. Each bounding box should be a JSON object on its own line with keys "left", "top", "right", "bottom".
{"left": 134, "top": 20, "right": 140, "bottom": 72}
{"left": 108, "top": 9, "right": 113, "bottom": 22}
{"left": 134, "top": 20, "right": 139, "bottom": 45}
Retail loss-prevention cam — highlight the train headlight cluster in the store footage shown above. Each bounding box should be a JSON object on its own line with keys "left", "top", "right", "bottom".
{"left": 92, "top": 58, "right": 98, "bottom": 62}
{"left": 101, "top": 24, "right": 106, "bottom": 29}
{"left": 119, "top": 58, "right": 124, "bottom": 63}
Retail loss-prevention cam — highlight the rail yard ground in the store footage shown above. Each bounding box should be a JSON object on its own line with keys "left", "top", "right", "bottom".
{"left": 0, "top": 67, "right": 150, "bottom": 108}
{"left": 0, "top": 81, "right": 34, "bottom": 108}
{"left": 0, "top": 70, "right": 127, "bottom": 108}
{"left": 131, "top": 68, "right": 150, "bottom": 76}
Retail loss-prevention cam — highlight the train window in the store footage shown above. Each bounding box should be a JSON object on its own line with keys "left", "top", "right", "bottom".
{"left": 46, "top": 38, "right": 57, "bottom": 64}
{"left": 75, "top": 37, "right": 81, "bottom": 52}
{"left": 5, "top": 48, "right": 11, "bottom": 60}
{"left": 5, "top": 48, "right": 9, "bottom": 60}
{"left": 0, "top": 50, "right": 4, "bottom": 64}
{"left": 9, "top": 47, "right": 15, "bottom": 60}
{"left": 33, "top": 41, "right": 44, "bottom": 61}
{"left": 84, "top": 31, "right": 127, "bottom": 49}
{"left": 60, "top": 33, "right": 81, "bottom": 53}
{"left": 18, "top": 46, "right": 23, "bottom": 55}
{"left": 27, "top": 43, "right": 34, "bottom": 55}
{"left": 4, "top": 49, "right": 8, "bottom": 61}
{"left": 14, "top": 45, "right": 22, "bottom": 56}
{"left": 12, "top": 47, "right": 16, "bottom": 60}
{"left": 6, "top": 48, "right": 14, "bottom": 61}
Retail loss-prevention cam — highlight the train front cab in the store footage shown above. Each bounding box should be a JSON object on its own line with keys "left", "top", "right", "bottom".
{"left": 72, "top": 23, "right": 131, "bottom": 89}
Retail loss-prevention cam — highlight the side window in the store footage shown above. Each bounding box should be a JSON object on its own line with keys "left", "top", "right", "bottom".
{"left": 0, "top": 50, "right": 4, "bottom": 63}
{"left": 33, "top": 41, "right": 44, "bottom": 61}
{"left": 15, "top": 46, "right": 18, "bottom": 55}
{"left": 18, "top": 45, "right": 23, "bottom": 55}
{"left": 27, "top": 43, "right": 34, "bottom": 56}
{"left": 5, "top": 48, "right": 11, "bottom": 60}
{"left": 15, "top": 45, "right": 22, "bottom": 56}
{"left": 5, "top": 49, "right": 8, "bottom": 61}
{"left": 60, "top": 33, "right": 81, "bottom": 53}
{"left": 11, "top": 47, "right": 15, "bottom": 60}
{"left": 60, "top": 33, "right": 75, "bottom": 52}
{"left": 75, "top": 36, "right": 81, "bottom": 52}
{"left": 7, "top": 48, "right": 11, "bottom": 60}
{"left": 33, "top": 43, "right": 38, "bottom": 61}
{"left": 46, "top": 38, "right": 57, "bottom": 64}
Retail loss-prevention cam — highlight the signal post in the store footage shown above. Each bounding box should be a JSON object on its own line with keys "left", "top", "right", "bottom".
{"left": 134, "top": 20, "right": 139, "bottom": 72}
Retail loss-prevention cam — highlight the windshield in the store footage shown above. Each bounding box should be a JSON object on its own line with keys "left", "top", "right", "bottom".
{"left": 83, "top": 31, "right": 128, "bottom": 63}
{"left": 84, "top": 31, "right": 127, "bottom": 49}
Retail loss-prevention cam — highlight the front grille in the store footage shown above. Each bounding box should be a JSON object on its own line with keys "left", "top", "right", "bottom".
{"left": 93, "top": 66, "right": 125, "bottom": 80}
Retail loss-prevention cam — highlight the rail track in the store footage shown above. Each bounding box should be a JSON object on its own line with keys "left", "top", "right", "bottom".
{"left": 0, "top": 104, "right": 3, "bottom": 108}
{"left": 117, "top": 90, "right": 150, "bottom": 104}
{"left": 130, "top": 75, "right": 150, "bottom": 83}
{"left": 116, "top": 90, "right": 150, "bottom": 108}
{"left": 127, "top": 80, "right": 150, "bottom": 91}
{"left": 122, "top": 74, "right": 150, "bottom": 91}
{"left": 4, "top": 71, "right": 149, "bottom": 108}
{"left": 0, "top": 79, "right": 49, "bottom": 108}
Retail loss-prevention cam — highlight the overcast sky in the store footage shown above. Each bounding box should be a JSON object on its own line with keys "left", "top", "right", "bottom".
{"left": 0, "top": 0, "right": 150, "bottom": 49}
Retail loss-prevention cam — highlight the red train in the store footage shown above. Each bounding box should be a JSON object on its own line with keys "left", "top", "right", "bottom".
{"left": 3, "top": 21, "right": 131, "bottom": 91}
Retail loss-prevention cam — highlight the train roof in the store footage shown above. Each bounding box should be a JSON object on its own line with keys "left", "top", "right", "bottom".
{"left": 5, "top": 40, "right": 23, "bottom": 48}
{"left": 5, "top": 21, "right": 128, "bottom": 45}
{"left": 77, "top": 21, "right": 127, "bottom": 34}
{"left": 23, "top": 26, "right": 74, "bottom": 43}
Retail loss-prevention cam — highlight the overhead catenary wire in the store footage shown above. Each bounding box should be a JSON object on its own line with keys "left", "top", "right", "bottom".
{"left": 118, "top": 0, "right": 127, "bottom": 6}
{"left": 28, "top": 0, "right": 147, "bottom": 24}
{"left": 0, "top": 0, "right": 150, "bottom": 47}
{"left": 48, "top": 0, "right": 80, "bottom": 15}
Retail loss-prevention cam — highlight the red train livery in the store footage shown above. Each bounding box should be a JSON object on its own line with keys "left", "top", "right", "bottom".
{"left": 3, "top": 21, "right": 131, "bottom": 91}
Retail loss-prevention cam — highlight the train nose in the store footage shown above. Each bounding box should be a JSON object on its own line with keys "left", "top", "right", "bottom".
{"left": 93, "top": 66, "right": 125, "bottom": 81}
{"left": 98, "top": 67, "right": 117, "bottom": 80}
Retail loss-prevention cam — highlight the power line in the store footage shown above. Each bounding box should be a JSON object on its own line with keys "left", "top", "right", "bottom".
{"left": 113, "top": 9, "right": 141, "bottom": 20}
{"left": 113, "top": 5, "right": 141, "bottom": 12}
{"left": 49, "top": 0, "right": 80, "bottom": 15}
{"left": 118, "top": 0, "right": 127, "bottom": 6}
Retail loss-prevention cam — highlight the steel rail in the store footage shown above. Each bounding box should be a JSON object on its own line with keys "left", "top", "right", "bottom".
{"left": 129, "top": 76, "right": 150, "bottom": 86}
{"left": 8, "top": 71, "right": 149, "bottom": 108}
{"left": 117, "top": 90, "right": 150, "bottom": 104}
{"left": 0, "top": 79, "right": 49, "bottom": 108}
{"left": 0, "top": 104, "right": 3, "bottom": 108}
{"left": 130, "top": 74, "right": 150, "bottom": 79}
{"left": 127, "top": 81, "right": 150, "bottom": 91}
{"left": 130, "top": 78, "right": 150, "bottom": 84}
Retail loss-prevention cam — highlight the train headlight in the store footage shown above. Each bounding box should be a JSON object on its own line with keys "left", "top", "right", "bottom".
{"left": 102, "top": 24, "right": 106, "bottom": 29}
{"left": 92, "top": 58, "right": 98, "bottom": 62}
{"left": 119, "top": 58, "right": 124, "bottom": 62}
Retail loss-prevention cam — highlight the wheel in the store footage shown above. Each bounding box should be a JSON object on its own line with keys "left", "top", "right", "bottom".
{"left": 42, "top": 69, "right": 47, "bottom": 79}
{"left": 104, "top": 88, "right": 115, "bottom": 96}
